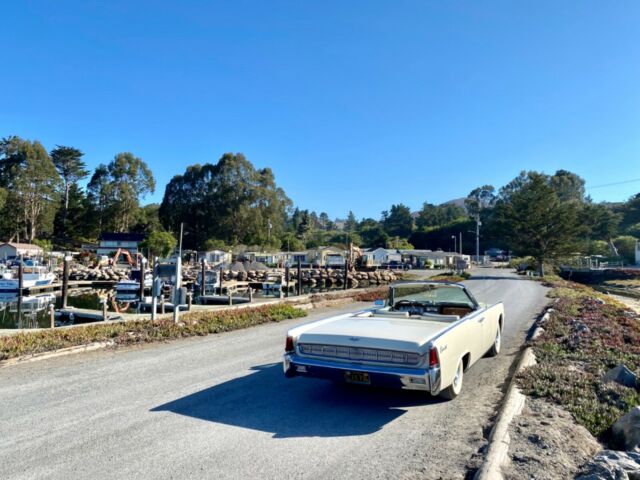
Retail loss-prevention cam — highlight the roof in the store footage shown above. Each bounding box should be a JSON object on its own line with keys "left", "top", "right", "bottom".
{"left": 0, "top": 242, "right": 43, "bottom": 251}
{"left": 99, "top": 232, "right": 146, "bottom": 242}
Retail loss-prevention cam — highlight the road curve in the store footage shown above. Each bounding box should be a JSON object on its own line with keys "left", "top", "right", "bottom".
{"left": 0, "top": 268, "right": 548, "bottom": 480}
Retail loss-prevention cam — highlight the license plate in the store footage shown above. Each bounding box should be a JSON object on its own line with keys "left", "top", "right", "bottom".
{"left": 345, "top": 371, "right": 370, "bottom": 384}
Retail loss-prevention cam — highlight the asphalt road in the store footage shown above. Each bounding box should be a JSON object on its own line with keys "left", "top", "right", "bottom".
{"left": 0, "top": 268, "right": 548, "bottom": 480}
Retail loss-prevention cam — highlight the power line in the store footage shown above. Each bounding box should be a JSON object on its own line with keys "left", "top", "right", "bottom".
{"left": 586, "top": 178, "right": 640, "bottom": 190}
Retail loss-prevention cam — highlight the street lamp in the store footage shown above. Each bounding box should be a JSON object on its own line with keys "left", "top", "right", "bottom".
{"left": 451, "top": 235, "right": 457, "bottom": 253}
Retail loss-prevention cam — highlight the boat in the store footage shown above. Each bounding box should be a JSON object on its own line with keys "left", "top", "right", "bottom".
{"left": 262, "top": 272, "right": 296, "bottom": 293}
{"left": 114, "top": 268, "right": 152, "bottom": 293}
{"left": 0, "top": 261, "right": 55, "bottom": 291}
{"left": 8, "top": 293, "right": 56, "bottom": 313}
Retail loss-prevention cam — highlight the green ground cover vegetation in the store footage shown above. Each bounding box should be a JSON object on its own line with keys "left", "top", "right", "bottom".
{"left": 518, "top": 277, "right": 640, "bottom": 440}
{"left": 0, "top": 304, "right": 306, "bottom": 361}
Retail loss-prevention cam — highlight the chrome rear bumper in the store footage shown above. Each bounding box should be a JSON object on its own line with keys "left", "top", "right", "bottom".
{"left": 283, "top": 353, "right": 441, "bottom": 394}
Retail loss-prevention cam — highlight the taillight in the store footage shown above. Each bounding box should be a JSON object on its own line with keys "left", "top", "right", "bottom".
{"left": 429, "top": 347, "right": 439, "bottom": 368}
{"left": 285, "top": 336, "right": 294, "bottom": 353}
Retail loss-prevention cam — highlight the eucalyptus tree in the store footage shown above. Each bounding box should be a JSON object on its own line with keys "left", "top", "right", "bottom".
{"left": 0, "top": 136, "right": 61, "bottom": 242}
{"left": 159, "top": 153, "right": 291, "bottom": 249}
{"left": 88, "top": 153, "right": 155, "bottom": 233}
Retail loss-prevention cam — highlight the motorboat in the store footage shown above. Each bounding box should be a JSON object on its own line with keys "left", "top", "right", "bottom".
{"left": 115, "top": 268, "right": 152, "bottom": 293}
{"left": 0, "top": 261, "right": 55, "bottom": 291}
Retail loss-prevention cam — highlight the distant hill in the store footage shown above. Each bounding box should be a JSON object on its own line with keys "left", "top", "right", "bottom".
{"left": 442, "top": 197, "right": 467, "bottom": 210}
{"left": 411, "top": 198, "right": 468, "bottom": 218}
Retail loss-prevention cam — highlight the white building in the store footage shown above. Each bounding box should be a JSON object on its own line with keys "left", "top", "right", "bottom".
{"left": 361, "top": 248, "right": 402, "bottom": 267}
{"left": 0, "top": 242, "right": 44, "bottom": 260}
{"left": 199, "top": 249, "right": 232, "bottom": 266}
{"left": 96, "top": 233, "right": 146, "bottom": 256}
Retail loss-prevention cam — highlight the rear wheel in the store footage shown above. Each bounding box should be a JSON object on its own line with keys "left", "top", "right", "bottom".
{"left": 439, "top": 358, "right": 464, "bottom": 400}
{"left": 486, "top": 327, "right": 501, "bottom": 357}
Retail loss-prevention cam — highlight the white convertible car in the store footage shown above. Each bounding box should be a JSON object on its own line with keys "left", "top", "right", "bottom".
{"left": 283, "top": 281, "right": 504, "bottom": 399}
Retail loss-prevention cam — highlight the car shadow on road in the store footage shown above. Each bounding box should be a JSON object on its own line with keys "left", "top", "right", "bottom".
{"left": 151, "top": 363, "right": 445, "bottom": 438}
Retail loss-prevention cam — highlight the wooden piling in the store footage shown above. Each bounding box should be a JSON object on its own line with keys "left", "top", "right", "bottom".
{"left": 343, "top": 259, "right": 348, "bottom": 290}
{"left": 62, "top": 254, "right": 70, "bottom": 308}
{"left": 285, "top": 265, "right": 290, "bottom": 298}
{"left": 49, "top": 304, "right": 55, "bottom": 329}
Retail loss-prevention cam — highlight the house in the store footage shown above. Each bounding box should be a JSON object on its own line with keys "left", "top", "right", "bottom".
{"left": 96, "top": 232, "right": 146, "bottom": 256}
{"left": 306, "top": 247, "right": 347, "bottom": 267}
{"left": 361, "top": 248, "right": 402, "bottom": 267}
{"left": 0, "top": 242, "right": 44, "bottom": 260}
{"left": 400, "top": 249, "right": 471, "bottom": 269}
{"left": 199, "top": 249, "right": 232, "bottom": 266}
{"left": 240, "top": 251, "right": 290, "bottom": 266}
{"left": 288, "top": 251, "right": 308, "bottom": 266}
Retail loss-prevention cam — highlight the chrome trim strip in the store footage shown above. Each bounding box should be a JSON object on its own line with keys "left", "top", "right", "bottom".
{"left": 285, "top": 354, "right": 428, "bottom": 377}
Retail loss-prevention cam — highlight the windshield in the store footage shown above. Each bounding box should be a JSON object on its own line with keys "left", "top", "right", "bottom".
{"left": 389, "top": 284, "right": 476, "bottom": 309}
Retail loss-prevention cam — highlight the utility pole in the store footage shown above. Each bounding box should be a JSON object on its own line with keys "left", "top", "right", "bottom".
{"left": 459, "top": 232, "right": 462, "bottom": 254}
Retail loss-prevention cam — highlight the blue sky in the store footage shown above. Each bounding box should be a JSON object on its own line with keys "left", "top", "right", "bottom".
{"left": 2, "top": 1, "right": 639, "bottom": 219}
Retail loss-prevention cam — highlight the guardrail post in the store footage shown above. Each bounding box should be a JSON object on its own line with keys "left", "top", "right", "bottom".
{"left": 102, "top": 298, "right": 108, "bottom": 321}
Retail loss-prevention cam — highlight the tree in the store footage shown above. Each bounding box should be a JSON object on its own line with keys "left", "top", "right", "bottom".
{"left": 493, "top": 171, "right": 585, "bottom": 276}
{"left": 359, "top": 224, "right": 389, "bottom": 248}
{"left": 159, "top": 153, "right": 291, "bottom": 248}
{"left": 387, "top": 237, "right": 414, "bottom": 249}
{"left": 53, "top": 183, "right": 95, "bottom": 246}
{"left": 107, "top": 153, "right": 155, "bottom": 232}
{"left": 345, "top": 211, "right": 358, "bottom": 233}
{"left": 613, "top": 236, "right": 638, "bottom": 264}
{"left": 550, "top": 169, "right": 586, "bottom": 203}
{"left": 50, "top": 145, "right": 88, "bottom": 213}
{"left": 465, "top": 185, "right": 496, "bottom": 218}
{"left": 203, "top": 238, "right": 229, "bottom": 251}
{"left": 88, "top": 153, "right": 155, "bottom": 233}
{"left": 87, "top": 164, "right": 112, "bottom": 232}
{"left": 0, "top": 136, "right": 61, "bottom": 242}
{"left": 416, "top": 202, "right": 465, "bottom": 229}
{"left": 131, "top": 204, "right": 162, "bottom": 234}
{"left": 382, "top": 204, "right": 414, "bottom": 238}
{"left": 319, "top": 212, "right": 330, "bottom": 230}
{"left": 140, "top": 231, "right": 177, "bottom": 259}
{"left": 280, "top": 232, "right": 305, "bottom": 252}
{"left": 296, "top": 210, "right": 311, "bottom": 240}
{"left": 619, "top": 193, "right": 640, "bottom": 233}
